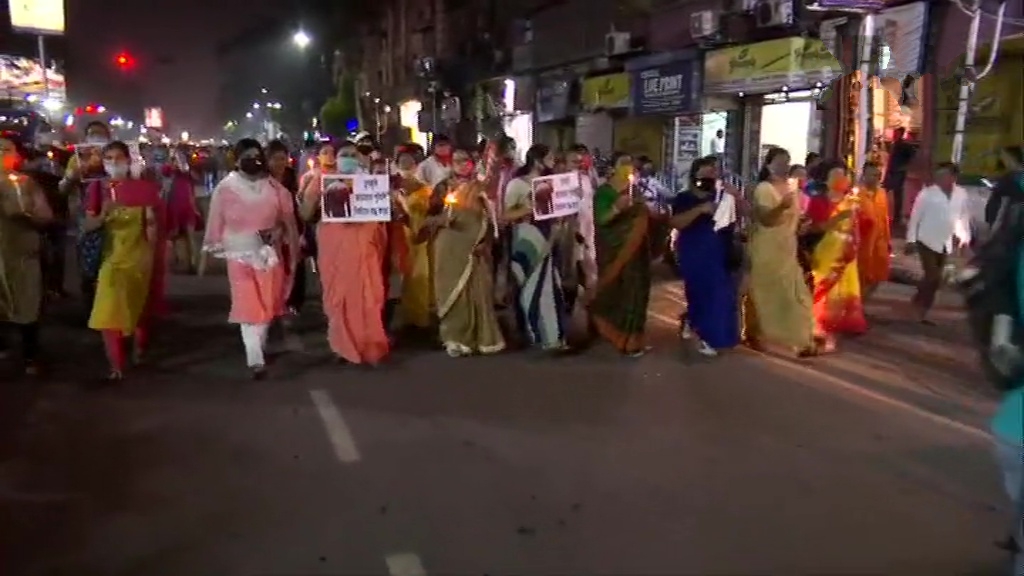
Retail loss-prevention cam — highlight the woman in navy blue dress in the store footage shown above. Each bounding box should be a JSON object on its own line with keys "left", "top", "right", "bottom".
{"left": 670, "top": 159, "right": 740, "bottom": 356}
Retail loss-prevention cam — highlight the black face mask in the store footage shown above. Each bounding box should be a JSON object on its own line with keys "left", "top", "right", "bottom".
{"left": 238, "top": 157, "right": 265, "bottom": 176}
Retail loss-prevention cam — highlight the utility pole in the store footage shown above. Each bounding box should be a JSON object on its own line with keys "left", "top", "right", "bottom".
{"left": 951, "top": 0, "right": 1007, "bottom": 164}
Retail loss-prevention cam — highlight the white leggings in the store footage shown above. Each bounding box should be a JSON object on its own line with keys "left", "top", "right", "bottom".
{"left": 239, "top": 323, "right": 269, "bottom": 367}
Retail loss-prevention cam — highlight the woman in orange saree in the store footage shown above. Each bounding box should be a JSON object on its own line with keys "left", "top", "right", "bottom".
{"left": 854, "top": 161, "right": 890, "bottom": 302}
{"left": 805, "top": 162, "right": 868, "bottom": 352}
{"left": 299, "top": 140, "right": 389, "bottom": 365}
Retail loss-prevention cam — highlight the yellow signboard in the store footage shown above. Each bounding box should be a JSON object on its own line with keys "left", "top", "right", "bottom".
{"left": 581, "top": 73, "right": 630, "bottom": 110}
{"left": 704, "top": 37, "right": 841, "bottom": 94}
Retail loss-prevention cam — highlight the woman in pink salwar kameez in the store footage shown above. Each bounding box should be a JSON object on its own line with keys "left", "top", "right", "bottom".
{"left": 203, "top": 139, "right": 299, "bottom": 379}
{"left": 299, "top": 140, "right": 389, "bottom": 365}
{"left": 163, "top": 147, "right": 201, "bottom": 274}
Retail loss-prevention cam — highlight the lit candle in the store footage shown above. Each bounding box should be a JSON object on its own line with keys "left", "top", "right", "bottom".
{"left": 306, "top": 158, "right": 314, "bottom": 171}
{"left": 627, "top": 173, "right": 636, "bottom": 198}
{"left": 444, "top": 191, "right": 458, "bottom": 218}
{"left": 8, "top": 174, "right": 23, "bottom": 211}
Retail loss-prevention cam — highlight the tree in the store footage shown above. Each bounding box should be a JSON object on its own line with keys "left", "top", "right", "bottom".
{"left": 320, "top": 74, "right": 358, "bottom": 137}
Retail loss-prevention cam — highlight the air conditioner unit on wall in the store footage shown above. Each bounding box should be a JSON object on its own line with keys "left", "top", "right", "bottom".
{"left": 605, "top": 32, "right": 631, "bottom": 56}
{"left": 748, "top": 0, "right": 793, "bottom": 28}
{"left": 690, "top": 10, "right": 719, "bottom": 38}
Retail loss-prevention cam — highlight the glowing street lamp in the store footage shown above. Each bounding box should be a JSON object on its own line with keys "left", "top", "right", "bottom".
{"left": 245, "top": 112, "right": 254, "bottom": 119}
{"left": 293, "top": 30, "right": 311, "bottom": 49}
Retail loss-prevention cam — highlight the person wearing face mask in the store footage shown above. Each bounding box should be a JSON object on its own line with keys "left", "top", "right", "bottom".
{"left": 589, "top": 153, "right": 653, "bottom": 357}
{"left": 746, "top": 147, "right": 816, "bottom": 357}
{"left": 81, "top": 141, "right": 161, "bottom": 383}
{"left": 0, "top": 135, "right": 54, "bottom": 376}
{"left": 853, "top": 161, "right": 891, "bottom": 303}
{"left": 299, "top": 140, "right": 390, "bottom": 366}
{"left": 266, "top": 139, "right": 307, "bottom": 317}
{"left": 565, "top": 145, "right": 598, "bottom": 300}
{"left": 667, "top": 157, "right": 740, "bottom": 357}
{"left": 394, "top": 149, "right": 434, "bottom": 332}
{"left": 415, "top": 134, "right": 454, "bottom": 188}
{"left": 420, "top": 148, "right": 505, "bottom": 357}
{"left": 62, "top": 121, "right": 112, "bottom": 311}
{"left": 804, "top": 161, "right": 867, "bottom": 353}
{"left": 501, "top": 144, "right": 570, "bottom": 352}
{"left": 159, "top": 145, "right": 201, "bottom": 274}
{"left": 203, "top": 139, "right": 300, "bottom": 379}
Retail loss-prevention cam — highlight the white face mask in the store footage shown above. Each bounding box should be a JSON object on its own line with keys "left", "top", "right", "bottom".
{"left": 86, "top": 135, "right": 110, "bottom": 145}
{"left": 104, "top": 161, "right": 129, "bottom": 179}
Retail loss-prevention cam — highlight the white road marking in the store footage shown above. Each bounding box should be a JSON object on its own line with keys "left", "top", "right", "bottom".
{"left": 309, "top": 389, "right": 361, "bottom": 463}
{"left": 385, "top": 552, "right": 427, "bottom": 576}
{"left": 645, "top": 311, "right": 991, "bottom": 442}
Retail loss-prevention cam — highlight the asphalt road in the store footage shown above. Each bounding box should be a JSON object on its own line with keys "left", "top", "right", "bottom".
{"left": 0, "top": 270, "right": 1014, "bottom": 576}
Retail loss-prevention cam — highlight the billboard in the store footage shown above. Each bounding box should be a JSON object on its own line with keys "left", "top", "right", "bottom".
{"left": 8, "top": 0, "right": 66, "bottom": 36}
{"left": 144, "top": 107, "right": 164, "bottom": 129}
{"left": 0, "top": 55, "right": 67, "bottom": 105}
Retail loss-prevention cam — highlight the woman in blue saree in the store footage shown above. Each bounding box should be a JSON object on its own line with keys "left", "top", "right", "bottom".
{"left": 502, "top": 144, "right": 570, "bottom": 351}
{"left": 670, "top": 157, "right": 740, "bottom": 357}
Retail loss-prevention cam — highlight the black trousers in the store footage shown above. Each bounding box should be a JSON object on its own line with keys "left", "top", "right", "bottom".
{"left": 0, "top": 322, "right": 40, "bottom": 361}
{"left": 43, "top": 228, "right": 67, "bottom": 294}
{"left": 912, "top": 243, "right": 947, "bottom": 312}
{"left": 287, "top": 260, "right": 307, "bottom": 311}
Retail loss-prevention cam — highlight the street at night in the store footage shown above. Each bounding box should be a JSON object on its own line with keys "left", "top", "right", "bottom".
{"left": 0, "top": 273, "right": 1010, "bottom": 576}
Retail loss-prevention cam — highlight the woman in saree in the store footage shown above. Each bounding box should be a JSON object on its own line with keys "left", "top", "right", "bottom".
{"left": 854, "top": 161, "right": 890, "bottom": 302}
{"left": 502, "top": 144, "right": 570, "bottom": 352}
{"left": 394, "top": 149, "right": 434, "bottom": 331}
{"left": 299, "top": 140, "right": 390, "bottom": 365}
{"left": 424, "top": 149, "right": 505, "bottom": 357}
{"left": 670, "top": 157, "right": 740, "bottom": 357}
{"left": 746, "top": 147, "right": 817, "bottom": 356}
{"left": 0, "top": 136, "right": 54, "bottom": 375}
{"left": 162, "top": 145, "right": 201, "bottom": 274}
{"left": 805, "top": 161, "right": 867, "bottom": 352}
{"left": 85, "top": 141, "right": 159, "bottom": 383}
{"left": 203, "top": 139, "right": 299, "bottom": 379}
{"left": 590, "top": 153, "right": 652, "bottom": 357}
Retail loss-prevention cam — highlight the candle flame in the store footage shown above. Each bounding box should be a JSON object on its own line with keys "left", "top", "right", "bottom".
{"left": 306, "top": 158, "right": 314, "bottom": 170}
{"left": 7, "top": 174, "right": 17, "bottom": 182}
{"left": 627, "top": 173, "right": 636, "bottom": 183}
{"left": 444, "top": 192, "right": 458, "bottom": 205}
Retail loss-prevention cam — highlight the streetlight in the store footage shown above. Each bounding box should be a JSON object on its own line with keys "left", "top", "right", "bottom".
{"left": 293, "top": 30, "right": 311, "bottom": 49}
{"left": 245, "top": 112, "right": 254, "bottom": 119}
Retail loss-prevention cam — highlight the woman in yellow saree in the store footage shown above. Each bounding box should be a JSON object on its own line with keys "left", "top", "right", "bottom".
{"left": 427, "top": 150, "right": 505, "bottom": 357}
{"left": 746, "top": 147, "right": 816, "bottom": 356}
{"left": 805, "top": 162, "right": 868, "bottom": 352}
{"left": 589, "top": 153, "right": 652, "bottom": 357}
{"left": 394, "top": 151, "right": 433, "bottom": 330}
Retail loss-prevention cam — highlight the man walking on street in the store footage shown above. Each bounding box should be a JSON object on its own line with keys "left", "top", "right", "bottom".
{"left": 905, "top": 162, "right": 971, "bottom": 324}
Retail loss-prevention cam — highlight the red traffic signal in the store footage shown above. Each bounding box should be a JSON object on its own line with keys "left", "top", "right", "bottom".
{"left": 114, "top": 52, "right": 134, "bottom": 69}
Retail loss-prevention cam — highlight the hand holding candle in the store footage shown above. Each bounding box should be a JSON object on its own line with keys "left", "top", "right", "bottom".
{"left": 8, "top": 174, "right": 24, "bottom": 212}
{"left": 443, "top": 191, "right": 458, "bottom": 218}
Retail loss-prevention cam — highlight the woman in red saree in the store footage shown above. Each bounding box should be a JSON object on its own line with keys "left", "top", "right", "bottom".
{"left": 805, "top": 162, "right": 868, "bottom": 352}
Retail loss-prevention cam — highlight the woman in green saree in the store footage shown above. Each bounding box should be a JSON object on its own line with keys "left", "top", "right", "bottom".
{"left": 425, "top": 149, "right": 506, "bottom": 357}
{"left": 589, "top": 153, "right": 652, "bottom": 357}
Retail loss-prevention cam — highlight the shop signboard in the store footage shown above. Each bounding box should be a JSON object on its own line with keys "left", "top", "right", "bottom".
{"left": 9, "top": 0, "right": 64, "bottom": 35}
{"left": 580, "top": 73, "right": 630, "bottom": 111}
{"left": 630, "top": 59, "right": 699, "bottom": 116}
{"left": 535, "top": 78, "right": 572, "bottom": 123}
{"left": 672, "top": 115, "right": 701, "bottom": 191}
{"left": 703, "top": 37, "right": 842, "bottom": 95}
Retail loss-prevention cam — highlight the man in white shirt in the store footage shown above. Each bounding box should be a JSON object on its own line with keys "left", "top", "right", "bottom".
{"left": 709, "top": 129, "right": 725, "bottom": 156}
{"left": 414, "top": 134, "right": 454, "bottom": 188}
{"left": 905, "top": 162, "right": 971, "bottom": 323}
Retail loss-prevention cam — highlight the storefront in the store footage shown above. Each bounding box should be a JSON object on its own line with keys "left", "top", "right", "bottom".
{"left": 704, "top": 37, "right": 842, "bottom": 181}
{"left": 533, "top": 76, "right": 575, "bottom": 150}
{"left": 577, "top": 72, "right": 630, "bottom": 155}
{"left": 627, "top": 51, "right": 702, "bottom": 182}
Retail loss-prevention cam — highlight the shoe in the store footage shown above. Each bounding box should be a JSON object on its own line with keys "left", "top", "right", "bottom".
{"left": 695, "top": 340, "right": 718, "bottom": 357}
{"left": 250, "top": 365, "right": 267, "bottom": 380}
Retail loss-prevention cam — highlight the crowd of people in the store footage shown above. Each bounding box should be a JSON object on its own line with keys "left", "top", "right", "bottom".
{"left": 4, "top": 119, "right": 1024, "bottom": 571}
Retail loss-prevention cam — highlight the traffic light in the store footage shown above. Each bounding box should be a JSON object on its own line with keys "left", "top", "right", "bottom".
{"left": 114, "top": 52, "right": 135, "bottom": 70}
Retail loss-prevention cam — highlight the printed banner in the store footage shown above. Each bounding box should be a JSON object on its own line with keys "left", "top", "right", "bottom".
{"left": 531, "top": 172, "right": 581, "bottom": 221}
{"left": 321, "top": 174, "right": 392, "bottom": 222}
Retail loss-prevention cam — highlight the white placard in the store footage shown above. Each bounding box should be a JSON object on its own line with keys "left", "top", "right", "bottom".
{"left": 321, "top": 173, "right": 391, "bottom": 222}
{"left": 530, "top": 172, "right": 581, "bottom": 221}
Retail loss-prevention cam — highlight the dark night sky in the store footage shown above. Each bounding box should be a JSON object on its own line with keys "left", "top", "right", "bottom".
{"left": 62, "top": 0, "right": 292, "bottom": 136}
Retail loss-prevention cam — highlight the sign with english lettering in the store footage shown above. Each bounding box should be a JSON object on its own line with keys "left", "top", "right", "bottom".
{"left": 630, "top": 59, "right": 698, "bottom": 116}
{"left": 321, "top": 173, "right": 392, "bottom": 223}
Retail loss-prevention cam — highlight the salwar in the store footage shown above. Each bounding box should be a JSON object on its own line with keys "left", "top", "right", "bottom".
{"left": 240, "top": 322, "right": 270, "bottom": 367}
{"left": 101, "top": 324, "right": 149, "bottom": 371}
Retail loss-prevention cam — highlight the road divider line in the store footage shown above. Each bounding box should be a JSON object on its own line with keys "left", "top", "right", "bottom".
{"left": 385, "top": 552, "right": 427, "bottom": 576}
{"left": 645, "top": 311, "right": 991, "bottom": 442}
{"left": 309, "top": 389, "right": 361, "bottom": 463}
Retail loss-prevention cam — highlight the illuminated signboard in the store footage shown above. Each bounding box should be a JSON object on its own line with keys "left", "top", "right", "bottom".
{"left": 144, "top": 107, "right": 164, "bottom": 129}
{"left": 8, "top": 0, "right": 65, "bottom": 36}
